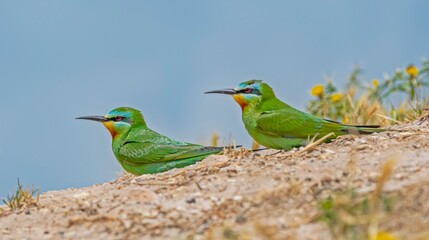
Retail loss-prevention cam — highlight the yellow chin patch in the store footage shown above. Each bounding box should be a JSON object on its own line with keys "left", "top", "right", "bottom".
{"left": 233, "top": 95, "right": 249, "bottom": 110}
{"left": 103, "top": 122, "right": 118, "bottom": 138}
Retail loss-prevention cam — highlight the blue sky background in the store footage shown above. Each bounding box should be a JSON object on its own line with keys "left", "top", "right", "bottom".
{"left": 1, "top": 1, "right": 428, "bottom": 197}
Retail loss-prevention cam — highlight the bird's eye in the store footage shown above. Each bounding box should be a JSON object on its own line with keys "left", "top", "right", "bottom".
{"left": 244, "top": 88, "right": 252, "bottom": 93}
{"left": 115, "top": 116, "right": 123, "bottom": 121}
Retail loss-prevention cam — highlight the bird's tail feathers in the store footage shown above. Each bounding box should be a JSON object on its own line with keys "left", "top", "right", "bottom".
{"left": 325, "top": 118, "right": 403, "bottom": 134}
{"left": 342, "top": 125, "right": 385, "bottom": 135}
{"left": 347, "top": 124, "right": 380, "bottom": 128}
{"left": 199, "top": 145, "right": 242, "bottom": 154}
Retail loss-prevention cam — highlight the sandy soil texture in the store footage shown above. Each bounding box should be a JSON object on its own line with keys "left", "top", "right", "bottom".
{"left": 1, "top": 116, "right": 429, "bottom": 239}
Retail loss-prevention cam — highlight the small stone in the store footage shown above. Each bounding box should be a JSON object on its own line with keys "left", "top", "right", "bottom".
{"left": 325, "top": 149, "right": 335, "bottom": 154}
{"left": 356, "top": 144, "right": 370, "bottom": 150}
{"left": 72, "top": 191, "right": 89, "bottom": 199}
{"left": 233, "top": 195, "right": 243, "bottom": 201}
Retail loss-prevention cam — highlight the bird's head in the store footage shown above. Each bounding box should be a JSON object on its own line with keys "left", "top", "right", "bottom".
{"left": 76, "top": 107, "right": 147, "bottom": 138}
{"left": 205, "top": 80, "right": 275, "bottom": 110}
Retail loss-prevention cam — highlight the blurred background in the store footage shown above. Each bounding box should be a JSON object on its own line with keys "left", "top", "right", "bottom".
{"left": 1, "top": 1, "right": 428, "bottom": 197}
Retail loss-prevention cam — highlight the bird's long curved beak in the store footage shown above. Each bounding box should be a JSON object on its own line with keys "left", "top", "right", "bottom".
{"left": 76, "top": 115, "right": 108, "bottom": 122}
{"left": 204, "top": 88, "right": 237, "bottom": 95}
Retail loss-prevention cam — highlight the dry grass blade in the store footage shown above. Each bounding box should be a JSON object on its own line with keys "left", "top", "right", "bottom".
{"left": 375, "top": 113, "right": 403, "bottom": 124}
{"left": 251, "top": 140, "right": 260, "bottom": 151}
{"left": 297, "top": 132, "right": 335, "bottom": 154}
{"left": 211, "top": 131, "right": 219, "bottom": 147}
{"left": 373, "top": 159, "right": 396, "bottom": 200}
{"left": 368, "top": 159, "right": 397, "bottom": 239}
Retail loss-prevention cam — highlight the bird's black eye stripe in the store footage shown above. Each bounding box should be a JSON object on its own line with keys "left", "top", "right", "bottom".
{"left": 238, "top": 88, "right": 261, "bottom": 95}
{"left": 109, "top": 116, "right": 125, "bottom": 122}
{"left": 108, "top": 116, "right": 134, "bottom": 123}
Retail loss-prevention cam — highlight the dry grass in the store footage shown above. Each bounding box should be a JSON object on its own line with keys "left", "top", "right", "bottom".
{"left": 251, "top": 140, "right": 260, "bottom": 151}
{"left": 300, "top": 132, "right": 336, "bottom": 154}
{"left": 308, "top": 61, "right": 429, "bottom": 126}
{"left": 318, "top": 159, "right": 398, "bottom": 240}
{"left": 211, "top": 131, "right": 220, "bottom": 147}
{"left": 2, "top": 179, "right": 40, "bottom": 212}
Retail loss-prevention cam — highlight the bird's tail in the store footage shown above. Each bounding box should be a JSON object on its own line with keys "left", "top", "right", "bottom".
{"left": 323, "top": 118, "right": 385, "bottom": 135}
{"left": 223, "top": 144, "right": 243, "bottom": 149}
{"left": 199, "top": 145, "right": 242, "bottom": 154}
{"left": 342, "top": 124, "right": 385, "bottom": 135}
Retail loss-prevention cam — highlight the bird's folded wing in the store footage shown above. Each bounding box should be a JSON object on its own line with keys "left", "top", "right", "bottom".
{"left": 255, "top": 109, "right": 343, "bottom": 138}
{"left": 118, "top": 141, "right": 221, "bottom": 164}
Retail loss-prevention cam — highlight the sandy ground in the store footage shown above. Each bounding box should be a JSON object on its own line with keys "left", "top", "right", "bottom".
{"left": 1, "top": 116, "right": 429, "bottom": 239}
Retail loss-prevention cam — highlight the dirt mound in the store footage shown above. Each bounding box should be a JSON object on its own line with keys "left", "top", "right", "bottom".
{"left": 1, "top": 117, "right": 429, "bottom": 239}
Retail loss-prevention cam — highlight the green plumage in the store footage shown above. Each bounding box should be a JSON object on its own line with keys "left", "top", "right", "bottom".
{"left": 77, "top": 107, "right": 223, "bottom": 175}
{"left": 206, "top": 80, "right": 384, "bottom": 150}
{"left": 112, "top": 123, "right": 223, "bottom": 175}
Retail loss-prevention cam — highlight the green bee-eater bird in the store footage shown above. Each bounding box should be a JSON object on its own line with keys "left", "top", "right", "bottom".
{"left": 77, "top": 107, "right": 228, "bottom": 175}
{"left": 205, "top": 80, "right": 384, "bottom": 150}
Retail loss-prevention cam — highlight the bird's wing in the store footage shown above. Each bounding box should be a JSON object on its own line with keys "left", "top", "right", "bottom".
{"left": 118, "top": 140, "right": 222, "bottom": 165}
{"left": 255, "top": 109, "right": 344, "bottom": 138}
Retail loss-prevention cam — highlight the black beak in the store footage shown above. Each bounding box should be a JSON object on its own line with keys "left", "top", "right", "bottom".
{"left": 76, "top": 115, "right": 108, "bottom": 122}
{"left": 204, "top": 88, "right": 237, "bottom": 95}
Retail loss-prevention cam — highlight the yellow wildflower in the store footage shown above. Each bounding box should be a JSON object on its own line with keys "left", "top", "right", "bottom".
{"left": 311, "top": 84, "right": 324, "bottom": 97}
{"left": 330, "top": 93, "right": 342, "bottom": 102}
{"left": 406, "top": 65, "right": 418, "bottom": 77}
{"left": 372, "top": 79, "right": 379, "bottom": 88}
{"left": 370, "top": 231, "right": 397, "bottom": 240}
